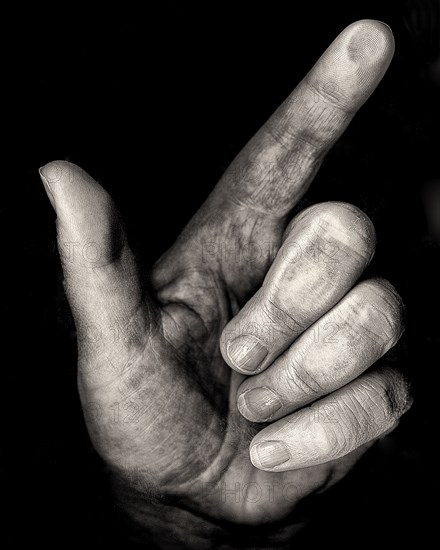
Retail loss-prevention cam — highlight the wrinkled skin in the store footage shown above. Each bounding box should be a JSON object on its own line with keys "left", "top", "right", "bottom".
{"left": 39, "top": 19, "right": 412, "bottom": 546}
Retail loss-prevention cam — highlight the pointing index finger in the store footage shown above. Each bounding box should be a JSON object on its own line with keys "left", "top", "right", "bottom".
{"left": 217, "top": 19, "right": 395, "bottom": 217}
{"left": 153, "top": 20, "right": 395, "bottom": 303}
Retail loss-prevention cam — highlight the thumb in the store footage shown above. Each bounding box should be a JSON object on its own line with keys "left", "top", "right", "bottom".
{"left": 39, "top": 161, "right": 156, "bottom": 383}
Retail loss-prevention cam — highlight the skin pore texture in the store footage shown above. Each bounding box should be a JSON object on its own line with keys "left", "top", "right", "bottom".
{"left": 39, "top": 20, "right": 412, "bottom": 549}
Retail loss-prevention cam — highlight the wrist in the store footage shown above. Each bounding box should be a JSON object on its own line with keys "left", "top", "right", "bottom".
{"left": 109, "top": 471, "right": 307, "bottom": 549}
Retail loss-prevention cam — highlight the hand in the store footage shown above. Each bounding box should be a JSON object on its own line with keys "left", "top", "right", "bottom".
{"left": 39, "top": 19, "right": 412, "bottom": 547}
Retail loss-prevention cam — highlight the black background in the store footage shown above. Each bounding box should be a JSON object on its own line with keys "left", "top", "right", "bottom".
{"left": 2, "top": 2, "right": 439, "bottom": 546}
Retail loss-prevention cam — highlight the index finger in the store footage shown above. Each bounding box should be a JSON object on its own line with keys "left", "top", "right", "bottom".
{"left": 154, "top": 20, "right": 395, "bottom": 302}
{"left": 215, "top": 19, "right": 394, "bottom": 217}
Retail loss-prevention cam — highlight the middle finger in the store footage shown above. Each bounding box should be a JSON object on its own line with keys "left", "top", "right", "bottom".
{"left": 220, "top": 201, "right": 376, "bottom": 374}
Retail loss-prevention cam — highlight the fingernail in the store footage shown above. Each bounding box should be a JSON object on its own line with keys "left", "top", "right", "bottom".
{"left": 227, "top": 335, "right": 268, "bottom": 372}
{"left": 39, "top": 167, "right": 55, "bottom": 208}
{"left": 253, "top": 441, "right": 290, "bottom": 469}
{"left": 238, "top": 387, "right": 282, "bottom": 421}
{"left": 376, "top": 20, "right": 392, "bottom": 33}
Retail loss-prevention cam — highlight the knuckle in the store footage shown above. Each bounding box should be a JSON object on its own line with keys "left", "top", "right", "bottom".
{"left": 264, "top": 119, "right": 324, "bottom": 162}
{"left": 353, "top": 382, "right": 393, "bottom": 425}
{"left": 354, "top": 369, "right": 413, "bottom": 427}
{"left": 290, "top": 202, "right": 376, "bottom": 263}
{"left": 332, "top": 397, "right": 364, "bottom": 454}
{"left": 314, "top": 202, "right": 375, "bottom": 243}
{"left": 288, "top": 129, "right": 323, "bottom": 161}
{"left": 284, "top": 357, "right": 323, "bottom": 398}
{"left": 306, "top": 77, "right": 348, "bottom": 111}
{"left": 320, "top": 419, "right": 353, "bottom": 458}
{"left": 350, "top": 279, "right": 405, "bottom": 348}
{"left": 261, "top": 291, "right": 304, "bottom": 336}
{"left": 381, "top": 368, "right": 413, "bottom": 418}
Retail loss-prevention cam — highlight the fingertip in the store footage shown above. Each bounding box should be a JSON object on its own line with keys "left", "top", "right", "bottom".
{"left": 38, "top": 165, "right": 55, "bottom": 208}
{"left": 342, "top": 19, "right": 395, "bottom": 68}
{"left": 249, "top": 439, "right": 292, "bottom": 471}
{"left": 39, "top": 160, "right": 84, "bottom": 208}
{"left": 39, "top": 161, "right": 110, "bottom": 221}
{"left": 249, "top": 442, "right": 262, "bottom": 469}
{"left": 39, "top": 160, "right": 77, "bottom": 190}
{"left": 347, "top": 18, "right": 393, "bottom": 37}
{"left": 301, "top": 19, "right": 395, "bottom": 122}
